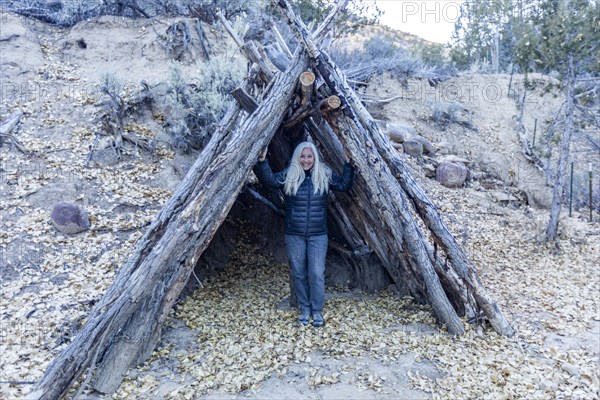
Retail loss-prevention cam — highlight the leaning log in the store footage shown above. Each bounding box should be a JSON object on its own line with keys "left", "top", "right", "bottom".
{"left": 313, "top": 37, "right": 514, "bottom": 337}
{"left": 30, "top": 49, "right": 309, "bottom": 400}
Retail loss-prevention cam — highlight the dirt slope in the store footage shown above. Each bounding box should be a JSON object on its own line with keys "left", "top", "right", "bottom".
{"left": 1, "top": 12, "right": 598, "bottom": 400}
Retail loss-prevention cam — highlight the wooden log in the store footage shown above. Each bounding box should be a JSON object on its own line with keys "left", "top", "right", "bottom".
{"left": 241, "top": 41, "right": 276, "bottom": 82}
{"left": 283, "top": 105, "right": 313, "bottom": 129}
{"left": 319, "top": 95, "right": 341, "bottom": 113}
{"left": 217, "top": 11, "right": 244, "bottom": 48}
{"left": 272, "top": 24, "right": 292, "bottom": 57}
{"left": 194, "top": 19, "right": 212, "bottom": 60}
{"left": 231, "top": 87, "right": 259, "bottom": 113}
{"left": 299, "top": 71, "right": 315, "bottom": 106}
{"left": 0, "top": 109, "right": 28, "bottom": 154}
{"left": 31, "top": 49, "right": 309, "bottom": 400}
{"left": 265, "top": 44, "right": 291, "bottom": 72}
{"left": 324, "top": 60, "right": 514, "bottom": 337}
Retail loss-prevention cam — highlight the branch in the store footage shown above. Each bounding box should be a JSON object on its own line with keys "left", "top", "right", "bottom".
{"left": 272, "top": 24, "right": 292, "bottom": 57}
{"left": 312, "top": 0, "right": 350, "bottom": 42}
{"left": 217, "top": 11, "right": 244, "bottom": 48}
{"left": 0, "top": 110, "right": 23, "bottom": 135}
{"left": 244, "top": 185, "right": 284, "bottom": 216}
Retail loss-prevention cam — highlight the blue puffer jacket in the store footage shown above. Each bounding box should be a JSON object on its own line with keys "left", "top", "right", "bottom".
{"left": 255, "top": 160, "right": 355, "bottom": 236}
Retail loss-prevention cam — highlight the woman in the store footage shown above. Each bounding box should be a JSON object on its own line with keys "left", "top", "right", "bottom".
{"left": 255, "top": 142, "right": 355, "bottom": 327}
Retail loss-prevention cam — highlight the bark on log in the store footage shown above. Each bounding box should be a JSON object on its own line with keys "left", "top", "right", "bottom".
{"left": 31, "top": 49, "right": 309, "bottom": 400}
{"left": 217, "top": 11, "right": 244, "bottom": 48}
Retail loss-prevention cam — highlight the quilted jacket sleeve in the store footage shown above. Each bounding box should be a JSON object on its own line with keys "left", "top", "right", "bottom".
{"left": 329, "top": 162, "right": 355, "bottom": 192}
{"left": 254, "top": 160, "right": 286, "bottom": 189}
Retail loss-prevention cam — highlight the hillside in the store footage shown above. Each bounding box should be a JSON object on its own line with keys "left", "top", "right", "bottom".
{"left": 1, "top": 12, "right": 598, "bottom": 400}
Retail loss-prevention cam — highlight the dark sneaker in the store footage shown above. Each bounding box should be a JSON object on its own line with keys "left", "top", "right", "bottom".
{"left": 298, "top": 310, "right": 310, "bottom": 326}
{"left": 311, "top": 313, "right": 324, "bottom": 327}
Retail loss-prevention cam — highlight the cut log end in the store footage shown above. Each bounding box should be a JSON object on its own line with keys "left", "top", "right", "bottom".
{"left": 319, "top": 95, "right": 341, "bottom": 113}
{"left": 299, "top": 71, "right": 315, "bottom": 86}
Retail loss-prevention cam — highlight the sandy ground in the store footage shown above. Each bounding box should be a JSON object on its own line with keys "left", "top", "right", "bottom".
{"left": 1, "top": 11, "right": 599, "bottom": 400}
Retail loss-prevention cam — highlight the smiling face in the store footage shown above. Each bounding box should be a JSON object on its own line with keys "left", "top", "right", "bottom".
{"left": 299, "top": 147, "right": 315, "bottom": 171}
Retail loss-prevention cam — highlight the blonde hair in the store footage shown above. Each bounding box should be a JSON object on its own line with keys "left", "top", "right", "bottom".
{"left": 283, "top": 142, "right": 332, "bottom": 196}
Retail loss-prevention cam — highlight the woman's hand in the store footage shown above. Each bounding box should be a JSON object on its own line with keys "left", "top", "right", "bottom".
{"left": 258, "top": 147, "right": 268, "bottom": 162}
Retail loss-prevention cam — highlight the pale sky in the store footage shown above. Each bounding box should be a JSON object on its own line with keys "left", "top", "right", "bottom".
{"left": 364, "top": 0, "right": 464, "bottom": 44}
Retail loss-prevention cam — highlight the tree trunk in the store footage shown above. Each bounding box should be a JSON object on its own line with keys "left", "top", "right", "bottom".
{"left": 30, "top": 49, "right": 309, "bottom": 400}
{"left": 546, "top": 54, "right": 575, "bottom": 242}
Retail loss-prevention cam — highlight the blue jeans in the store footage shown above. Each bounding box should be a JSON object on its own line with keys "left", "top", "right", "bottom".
{"left": 284, "top": 234, "right": 328, "bottom": 314}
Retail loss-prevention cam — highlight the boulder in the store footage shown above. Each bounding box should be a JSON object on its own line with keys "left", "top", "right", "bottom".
{"left": 386, "top": 128, "right": 405, "bottom": 143}
{"left": 523, "top": 185, "right": 553, "bottom": 209}
{"left": 412, "top": 136, "right": 435, "bottom": 154}
{"left": 489, "top": 191, "right": 520, "bottom": 207}
{"left": 385, "top": 122, "right": 416, "bottom": 143}
{"left": 436, "top": 162, "right": 468, "bottom": 188}
{"left": 51, "top": 202, "right": 91, "bottom": 235}
{"left": 403, "top": 139, "right": 424, "bottom": 157}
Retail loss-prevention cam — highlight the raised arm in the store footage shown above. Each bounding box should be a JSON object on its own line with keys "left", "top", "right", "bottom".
{"left": 330, "top": 162, "right": 355, "bottom": 192}
{"left": 254, "top": 159, "right": 286, "bottom": 189}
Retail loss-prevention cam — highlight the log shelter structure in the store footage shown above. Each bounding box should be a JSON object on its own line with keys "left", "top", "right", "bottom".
{"left": 31, "top": 1, "right": 514, "bottom": 398}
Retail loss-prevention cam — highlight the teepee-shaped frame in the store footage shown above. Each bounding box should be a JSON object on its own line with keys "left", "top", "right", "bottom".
{"left": 31, "top": 1, "right": 513, "bottom": 398}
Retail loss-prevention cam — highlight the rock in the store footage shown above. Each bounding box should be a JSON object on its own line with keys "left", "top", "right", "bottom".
{"left": 386, "top": 122, "right": 416, "bottom": 143}
{"left": 489, "top": 191, "right": 520, "bottom": 206}
{"left": 436, "top": 141, "right": 450, "bottom": 155}
{"left": 561, "top": 362, "right": 579, "bottom": 377}
{"left": 524, "top": 186, "right": 553, "bottom": 209}
{"left": 436, "top": 162, "right": 468, "bottom": 188}
{"left": 92, "top": 147, "right": 120, "bottom": 166}
{"left": 50, "top": 202, "right": 90, "bottom": 235}
{"left": 386, "top": 128, "right": 405, "bottom": 143}
{"left": 471, "top": 170, "right": 484, "bottom": 181}
{"left": 412, "top": 136, "right": 435, "bottom": 154}
{"left": 424, "top": 164, "right": 436, "bottom": 178}
{"left": 403, "top": 139, "right": 424, "bottom": 157}
{"left": 538, "top": 379, "right": 558, "bottom": 391}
